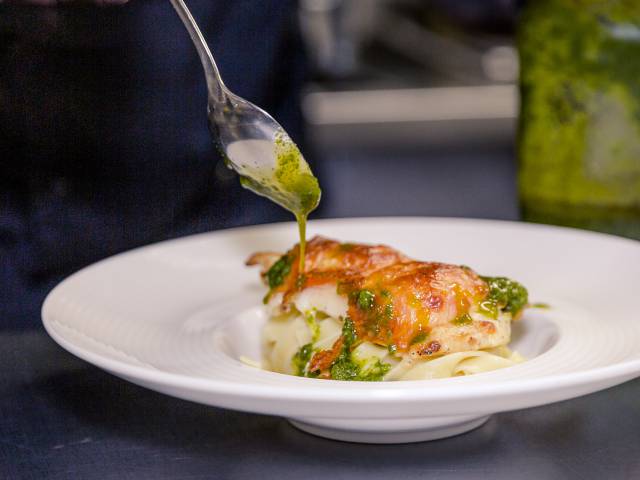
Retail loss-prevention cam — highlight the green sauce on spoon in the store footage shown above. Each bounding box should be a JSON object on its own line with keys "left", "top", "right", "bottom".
{"left": 231, "top": 130, "right": 321, "bottom": 273}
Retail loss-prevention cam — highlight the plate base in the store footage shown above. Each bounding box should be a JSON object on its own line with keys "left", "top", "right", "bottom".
{"left": 289, "top": 414, "right": 490, "bottom": 444}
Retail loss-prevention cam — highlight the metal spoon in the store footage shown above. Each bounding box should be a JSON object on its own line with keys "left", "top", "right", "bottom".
{"left": 168, "top": 0, "right": 320, "bottom": 218}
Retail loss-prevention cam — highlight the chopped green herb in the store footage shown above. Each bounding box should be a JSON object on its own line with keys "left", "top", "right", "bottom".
{"left": 273, "top": 131, "right": 321, "bottom": 215}
{"left": 330, "top": 358, "right": 360, "bottom": 381}
{"left": 330, "top": 318, "right": 362, "bottom": 380}
{"left": 292, "top": 343, "right": 313, "bottom": 376}
{"left": 481, "top": 276, "right": 529, "bottom": 317}
{"left": 357, "top": 358, "right": 391, "bottom": 381}
{"left": 388, "top": 344, "right": 398, "bottom": 354}
{"left": 266, "top": 255, "right": 292, "bottom": 289}
{"left": 356, "top": 289, "right": 375, "bottom": 310}
{"left": 341, "top": 317, "right": 358, "bottom": 347}
{"left": 330, "top": 321, "right": 358, "bottom": 380}
{"left": 383, "top": 302, "right": 394, "bottom": 320}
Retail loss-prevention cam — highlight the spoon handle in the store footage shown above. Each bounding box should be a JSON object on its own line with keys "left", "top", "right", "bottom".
{"left": 169, "top": 0, "right": 226, "bottom": 103}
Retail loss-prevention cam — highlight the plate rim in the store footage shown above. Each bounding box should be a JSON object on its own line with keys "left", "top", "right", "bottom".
{"left": 43, "top": 312, "right": 640, "bottom": 402}
{"left": 42, "top": 216, "right": 640, "bottom": 404}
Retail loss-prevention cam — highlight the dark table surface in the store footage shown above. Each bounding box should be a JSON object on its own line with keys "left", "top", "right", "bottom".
{"left": 3, "top": 145, "right": 640, "bottom": 479}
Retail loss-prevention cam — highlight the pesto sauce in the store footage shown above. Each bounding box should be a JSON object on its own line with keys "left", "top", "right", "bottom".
{"left": 232, "top": 132, "right": 321, "bottom": 275}
{"left": 480, "top": 276, "right": 529, "bottom": 317}
{"left": 265, "top": 254, "right": 292, "bottom": 289}
{"left": 292, "top": 343, "right": 314, "bottom": 376}
{"left": 273, "top": 132, "right": 321, "bottom": 274}
{"left": 330, "top": 318, "right": 360, "bottom": 381}
{"left": 356, "top": 289, "right": 376, "bottom": 311}
{"left": 355, "top": 359, "right": 392, "bottom": 382}
{"left": 331, "top": 354, "right": 390, "bottom": 381}
{"left": 478, "top": 300, "right": 499, "bottom": 319}
{"left": 304, "top": 310, "right": 321, "bottom": 343}
{"left": 296, "top": 214, "right": 307, "bottom": 274}
{"left": 328, "top": 317, "right": 391, "bottom": 381}
{"left": 346, "top": 286, "right": 394, "bottom": 337}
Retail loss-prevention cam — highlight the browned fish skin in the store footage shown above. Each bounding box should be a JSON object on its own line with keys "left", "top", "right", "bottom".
{"left": 350, "top": 261, "right": 488, "bottom": 351}
{"left": 262, "top": 236, "right": 408, "bottom": 303}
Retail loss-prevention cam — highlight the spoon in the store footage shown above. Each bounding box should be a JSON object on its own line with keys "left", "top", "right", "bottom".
{"left": 169, "top": 0, "right": 321, "bottom": 271}
{"left": 169, "top": 0, "right": 320, "bottom": 215}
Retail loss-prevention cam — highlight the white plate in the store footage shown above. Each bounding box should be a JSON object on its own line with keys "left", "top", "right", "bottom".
{"left": 43, "top": 218, "right": 640, "bottom": 443}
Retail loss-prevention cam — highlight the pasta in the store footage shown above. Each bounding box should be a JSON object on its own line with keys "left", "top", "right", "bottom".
{"left": 261, "top": 309, "right": 523, "bottom": 380}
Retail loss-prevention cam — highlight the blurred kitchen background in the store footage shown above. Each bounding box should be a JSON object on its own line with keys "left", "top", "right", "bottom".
{"left": 295, "top": 0, "right": 519, "bottom": 220}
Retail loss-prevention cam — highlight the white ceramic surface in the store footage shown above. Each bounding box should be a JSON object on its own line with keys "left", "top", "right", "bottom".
{"left": 43, "top": 218, "right": 640, "bottom": 443}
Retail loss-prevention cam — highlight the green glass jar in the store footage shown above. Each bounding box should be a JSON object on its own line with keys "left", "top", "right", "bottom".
{"left": 518, "top": 0, "right": 640, "bottom": 239}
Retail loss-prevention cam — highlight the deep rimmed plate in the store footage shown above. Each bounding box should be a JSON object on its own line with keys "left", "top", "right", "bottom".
{"left": 43, "top": 218, "right": 640, "bottom": 443}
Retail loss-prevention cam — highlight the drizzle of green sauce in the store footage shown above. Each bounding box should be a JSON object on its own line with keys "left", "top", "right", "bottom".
{"left": 273, "top": 132, "right": 321, "bottom": 274}
{"left": 330, "top": 355, "right": 360, "bottom": 381}
{"left": 331, "top": 354, "right": 390, "bottom": 382}
{"left": 296, "top": 214, "right": 307, "bottom": 274}
{"left": 237, "top": 130, "right": 321, "bottom": 275}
